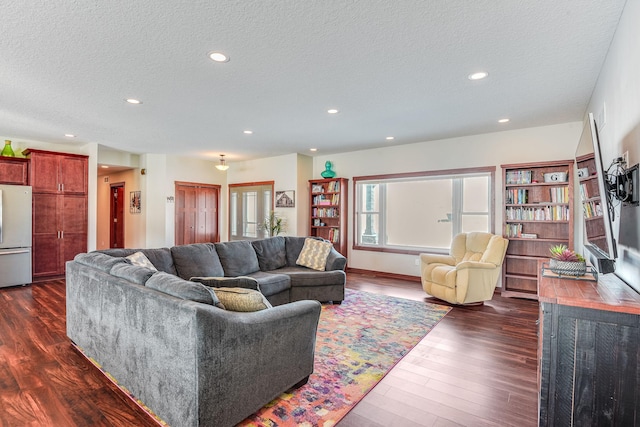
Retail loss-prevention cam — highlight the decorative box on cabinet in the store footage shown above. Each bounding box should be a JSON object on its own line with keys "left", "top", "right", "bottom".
{"left": 23, "top": 149, "right": 88, "bottom": 279}
{"left": 309, "top": 178, "right": 348, "bottom": 256}
{"left": 538, "top": 264, "right": 640, "bottom": 426}
{"left": 501, "top": 160, "right": 574, "bottom": 299}
{"left": 0, "top": 157, "right": 29, "bottom": 185}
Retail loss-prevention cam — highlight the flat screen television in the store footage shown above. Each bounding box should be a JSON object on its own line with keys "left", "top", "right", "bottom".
{"left": 575, "top": 113, "right": 617, "bottom": 274}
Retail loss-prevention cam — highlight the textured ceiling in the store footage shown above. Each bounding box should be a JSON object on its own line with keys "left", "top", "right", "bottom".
{"left": 0, "top": 0, "right": 627, "bottom": 162}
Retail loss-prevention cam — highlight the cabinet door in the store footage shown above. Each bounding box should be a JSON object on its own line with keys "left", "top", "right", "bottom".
{"left": 61, "top": 195, "right": 87, "bottom": 266}
{"left": 32, "top": 194, "right": 62, "bottom": 277}
{"left": 30, "top": 153, "right": 60, "bottom": 193}
{"left": 60, "top": 156, "right": 88, "bottom": 194}
{"left": 0, "top": 158, "right": 29, "bottom": 185}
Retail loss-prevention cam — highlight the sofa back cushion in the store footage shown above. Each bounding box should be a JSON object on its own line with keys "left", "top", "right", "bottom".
{"left": 110, "top": 262, "right": 157, "bottom": 286}
{"left": 146, "top": 271, "right": 223, "bottom": 308}
{"left": 251, "top": 236, "right": 287, "bottom": 271}
{"left": 284, "top": 236, "right": 322, "bottom": 267}
{"left": 215, "top": 241, "right": 260, "bottom": 276}
{"left": 74, "top": 252, "right": 128, "bottom": 273}
{"left": 171, "top": 243, "right": 224, "bottom": 279}
{"left": 98, "top": 248, "right": 178, "bottom": 275}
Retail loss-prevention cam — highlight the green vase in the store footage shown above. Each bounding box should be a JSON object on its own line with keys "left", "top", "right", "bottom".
{"left": 1, "top": 140, "right": 15, "bottom": 157}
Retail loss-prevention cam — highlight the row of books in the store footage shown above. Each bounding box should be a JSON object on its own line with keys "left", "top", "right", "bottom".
{"left": 578, "top": 182, "right": 600, "bottom": 200}
{"left": 505, "top": 205, "right": 570, "bottom": 221}
{"left": 583, "top": 200, "right": 603, "bottom": 218}
{"left": 505, "top": 189, "right": 528, "bottom": 204}
{"left": 549, "top": 186, "right": 569, "bottom": 203}
{"left": 312, "top": 207, "right": 339, "bottom": 218}
{"left": 504, "top": 223, "right": 539, "bottom": 239}
{"left": 327, "top": 228, "right": 340, "bottom": 243}
{"left": 505, "top": 170, "right": 533, "bottom": 185}
{"left": 312, "top": 194, "right": 339, "bottom": 205}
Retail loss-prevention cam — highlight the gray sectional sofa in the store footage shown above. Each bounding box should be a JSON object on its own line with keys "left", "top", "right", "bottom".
{"left": 65, "top": 236, "right": 346, "bottom": 427}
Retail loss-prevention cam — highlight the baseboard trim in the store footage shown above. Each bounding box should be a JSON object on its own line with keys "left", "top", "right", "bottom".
{"left": 346, "top": 268, "right": 421, "bottom": 283}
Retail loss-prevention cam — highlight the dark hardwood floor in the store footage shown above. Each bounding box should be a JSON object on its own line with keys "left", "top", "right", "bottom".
{"left": 0, "top": 274, "right": 539, "bottom": 427}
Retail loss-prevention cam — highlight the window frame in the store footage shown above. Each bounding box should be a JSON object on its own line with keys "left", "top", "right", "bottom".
{"left": 228, "top": 181, "right": 274, "bottom": 241}
{"left": 352, "top": 167, "right": 495, "bottom": 255}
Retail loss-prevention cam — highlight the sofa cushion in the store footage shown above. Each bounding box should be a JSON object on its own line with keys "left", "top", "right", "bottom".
{"left": 126, "top": 251, "right": 158, "bottom": 271}
{"left": 251, "top": 236, "right": 287, "bottom": 271}
{"left": 171, "top": 243, "right": 224, "bottom": 280}
{"left": 211, "top": 287, "right": 272, "bottom": 312}
{"left": 99, "top": 248, "right": 178, "bottom": 275}
{"left": 146, "top": 272, "right": 223, "bottom": 308}
{"left": 190, "top": 276, "right": 259, "bottom": 291}
{"left": 110, "top": 262, "right": 156, "bottom": 286}
{"left": 73, "top": 252, "right": 128, "bottom": 273}
{"left": 215, "top": 241, "right": 260, "bottom": 276}
{"left": 269, "top": 266, "right": 346, "bottom": 287}
{"left": 245, "top": 271, "right": 291, "bottom": 297}
{"left": 296, "top": 238, "right": 333, "bottom": 271}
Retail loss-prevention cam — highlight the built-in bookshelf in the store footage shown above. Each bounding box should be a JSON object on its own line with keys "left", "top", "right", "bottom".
{"left": 501, "top": 160, "right": 574, "bottom": 299}
{"left": 309, "top": 178, "right": 348, "bottom": 256}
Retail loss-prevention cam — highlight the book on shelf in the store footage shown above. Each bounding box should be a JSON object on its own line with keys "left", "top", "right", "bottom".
{"left": 327, "top": 180, "right": 340, "bottom": 192}
{"left": 505, "top": 188, "right": 528, "bottom": 204}
{"left": 582, "top": 200, "right": 603, "bottom": 218}
{"left": 549, "top": 186, "right": 569, "bottom": 203}
{"left": 505, "top": 170, "right": 532, "bottom": 185}
{"left": 505, "top": 205, "right": 570, "bottom": 221}
{"left": 520, "top": 233, "right": 538, "bottom": 239}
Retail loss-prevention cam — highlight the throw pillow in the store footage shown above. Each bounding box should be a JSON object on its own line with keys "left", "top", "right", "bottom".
{"left": 296, "top": 238, "right": 333, "bottom": 271}
{"left": 211, "top": 287, "right": 272, "bottom": 312}
{"left": 126, "top": 251, "right": 158, "bottom": 271}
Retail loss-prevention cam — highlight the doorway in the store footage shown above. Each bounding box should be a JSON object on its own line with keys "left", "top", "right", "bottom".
{"left": 175, "top": 181, "right": 220, "bottom": 245}
{"left": 110, "top": 183, "right": 125, "bottom": 248}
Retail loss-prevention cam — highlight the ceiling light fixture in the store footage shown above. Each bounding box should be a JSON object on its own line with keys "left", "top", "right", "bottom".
{"left": 215, "top": 154, "right": 229, "bottom": 171}
{"left": 498, "top": 118, "right": 510, "bottom": 123}
{"left": 65, "top": 134, "right": 76, "bottom": 138}
{"left": 327, "top": 109, "right": 339, "bottom": 114}
{"left": 243, "top": 130, "right": 253, "bottom": 134}
{"left": 209, "top": 52, "right": 230, "bottom": 63}
{"left": 310, "top": 148, "right": 318, "bottom": 152}
{"left": 468, "top": 71, "right": 488, "bottom": 80}
{"left": 386, "top": 136, "right": 395, "bottom": 140}
{"left": 126, "top": 98, "right": 142, "bottom": 104}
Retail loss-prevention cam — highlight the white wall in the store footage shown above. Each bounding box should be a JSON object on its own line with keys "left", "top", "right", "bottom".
{"left": 228, "top": 153, "right": 313, "bottom": 238}
{"left": 585, "top": 0, "right": 640, "bottom": 288}
{"left": 313, "top": 122, "right": 583, "bottom": 277}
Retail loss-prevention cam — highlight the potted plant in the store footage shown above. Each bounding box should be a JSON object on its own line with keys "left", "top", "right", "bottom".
{"left": 549, "top": 244, "right": 587, "bottom": 276}
{"left": 262, "top": 211, "right": 285, "bottom": 237}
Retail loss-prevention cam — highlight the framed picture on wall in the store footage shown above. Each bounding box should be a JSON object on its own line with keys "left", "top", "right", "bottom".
{"left": 130, "top": 191, "right": 141, "bottom": 214}
{"left": 276, "top": 190, "right": 295, "bottom": 208}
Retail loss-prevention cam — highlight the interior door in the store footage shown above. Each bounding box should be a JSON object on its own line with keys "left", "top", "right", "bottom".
{"left": 110, "top": 184, "right": 125, "bottom": 248}
{"left": 175, "top": 182, "right": 220, "bottom": 245}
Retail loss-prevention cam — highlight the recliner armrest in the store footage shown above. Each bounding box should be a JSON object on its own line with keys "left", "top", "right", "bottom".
{"left": 455, "top": 260, "right": 497, "bottom": 270}
{"left": 420, "top": 253, "right": 455, "bottom": 266}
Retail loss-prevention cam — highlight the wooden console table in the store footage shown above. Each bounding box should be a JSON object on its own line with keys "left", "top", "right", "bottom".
{"left": 537, "top": 260, "right": 640, "bottom": 426}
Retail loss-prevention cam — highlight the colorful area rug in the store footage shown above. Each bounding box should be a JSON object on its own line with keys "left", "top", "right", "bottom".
{"left": 239, "top": 289, "right": 451, "bottom": 426}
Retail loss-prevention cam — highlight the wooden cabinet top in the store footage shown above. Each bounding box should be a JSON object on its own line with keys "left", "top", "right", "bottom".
{"left": 538, "top": 260, "right": 640, "bottom": 315}
{"left": 22, "top": 148, "right": 88, "bottom": 159}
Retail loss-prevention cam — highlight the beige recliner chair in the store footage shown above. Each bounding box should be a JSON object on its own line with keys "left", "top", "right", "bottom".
{"left": 420, "top": 232, "right": 509, "bottom": 305}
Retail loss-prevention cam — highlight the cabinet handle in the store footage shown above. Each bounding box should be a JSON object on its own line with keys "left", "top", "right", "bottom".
{"left": 60, "top": 230, "right": 64, "bottom": 239}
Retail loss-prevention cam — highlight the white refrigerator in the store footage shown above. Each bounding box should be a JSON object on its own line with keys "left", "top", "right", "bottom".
{"left": 0, "top": 184, "right": 32, "bottom": 287}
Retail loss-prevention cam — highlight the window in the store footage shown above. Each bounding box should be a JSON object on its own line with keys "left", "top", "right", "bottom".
{"left": 354, "top": 167, "right": 494, "bottom": 253}
{"left": 229, "top": 182, "right": 273, "bottom": 241}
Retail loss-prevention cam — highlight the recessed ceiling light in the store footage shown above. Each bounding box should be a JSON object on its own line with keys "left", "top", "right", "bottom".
{"left": 101, "top": 165, "right": 109, "bottom": 169}
{"left": 65, "top": 134, "right": 76, "bottom": 138}
{"left": 327, "top": 109, "right": 339, "bottom": 114}
{"left": 310, "top": 148, "right": 318, "bottom": 152}
{"left": 208, "top": 51, "right": 230, "bottom": 62}
{"left": 386, "top": 136, "right": 395, "bottom": 140}
{"left": 498, "top": 118, "right": 510, "bottom": 123}
{"left": 243, "top": 130, "right": 253, "bottom": 134}
{"left": 468, "top": 71, "right": 489, "bottom": 80}
{"left": 126, "top": 98, "right": 142, "bottom": 104}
